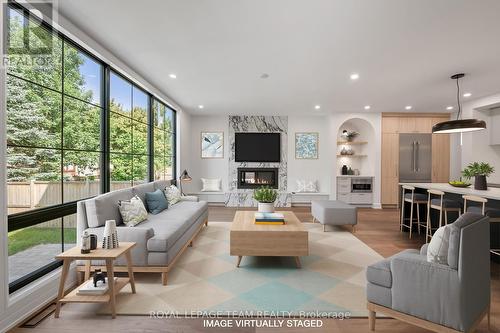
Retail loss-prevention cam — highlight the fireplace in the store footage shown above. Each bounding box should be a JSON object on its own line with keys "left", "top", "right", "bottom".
{"left": 237, "top": 168, "right": 279, "bottom": 189}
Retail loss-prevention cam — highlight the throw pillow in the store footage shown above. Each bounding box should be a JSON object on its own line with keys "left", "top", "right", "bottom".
{"left": 164, "top": 185, "right": 181, "bottom": 206}
{"left": 296, "top": 180, "right": 318, "bottom": 193}
{"left": 427, "top": 225, "right": 451, "bottom": 264}
{"left": 118, "top": 195, "right": 148, "bottom": 227}
{"left": 201, "top": 178, "right": 222, "bottom": 192}
{"left": 145, "top": 189, "right": 168, "bottom": 215}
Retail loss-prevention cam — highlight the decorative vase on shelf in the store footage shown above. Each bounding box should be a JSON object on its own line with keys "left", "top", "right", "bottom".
{"left": 340, "top": 147, "right": 348, "bottom": 155}
{"left": 258, "top": 202, "right": 275, "bottom": 213}
{"left": 341, "top": 165, "right": 348, "bottom": 175}
{"left": 474, "top": 175, "right": 487, "bottom": 190}
{"left": 102, "top": 220, "right": 119, "bottom": 249}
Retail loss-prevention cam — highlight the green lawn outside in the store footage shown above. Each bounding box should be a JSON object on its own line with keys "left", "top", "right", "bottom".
{"left": 8, "top": 227, "right": 76, "bottom": 256}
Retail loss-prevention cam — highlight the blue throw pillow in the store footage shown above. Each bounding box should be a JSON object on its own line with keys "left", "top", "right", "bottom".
{"left": 145, "top": 189, "right": 168, "bottom": 214}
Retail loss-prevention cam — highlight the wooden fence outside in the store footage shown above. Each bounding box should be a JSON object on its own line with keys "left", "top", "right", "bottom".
{"left": 7, "top": 181, "right": 136, "bottom": 229}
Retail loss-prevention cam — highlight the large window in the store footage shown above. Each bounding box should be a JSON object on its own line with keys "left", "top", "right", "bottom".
{"left": 5, "top": 4, "right": 176, "bottom": 293}
{"left": 153, "top": 99, "right": 176, "bottom": 180}
{"left": 110, "top": 72, "right": 150, "bottom": 189}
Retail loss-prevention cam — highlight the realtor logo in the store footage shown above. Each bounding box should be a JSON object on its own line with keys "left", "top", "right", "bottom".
{"left": 4, "top": 0, "right": 56, "bottom": 56}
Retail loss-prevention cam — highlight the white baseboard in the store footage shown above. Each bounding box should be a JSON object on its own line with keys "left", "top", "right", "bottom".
{"left": 0, "top": 265, "right": 77, "bottom": 332}
{"left": 372, "top": 203, "right": 382, "bottom": 209}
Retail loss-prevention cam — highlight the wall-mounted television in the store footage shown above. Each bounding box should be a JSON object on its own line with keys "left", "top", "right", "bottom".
{"left": 235, "top": 132, "right": 281, "bottom": 162}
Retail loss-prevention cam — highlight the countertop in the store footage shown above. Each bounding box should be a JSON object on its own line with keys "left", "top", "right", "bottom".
{"left": 399, "top": 182, "right": 500, "bottom": 201}
{"left": 337, "top": 175, "right": 374, "bottom": 178}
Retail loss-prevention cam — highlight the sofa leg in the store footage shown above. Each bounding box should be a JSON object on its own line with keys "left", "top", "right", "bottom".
{"left": 205, "top": 220, "right": 208, "bottom": 226}
{"left": 189, "top": 241, "right": 193, "bottom": 247}
{"left": 369, "top": 310, "right": 376, "bottom": 331}
{"left": 323, "top": 224, "right": 326, "bottom": 232}
{"left": 162, "top": 272, "right": 168, "bottom": 286}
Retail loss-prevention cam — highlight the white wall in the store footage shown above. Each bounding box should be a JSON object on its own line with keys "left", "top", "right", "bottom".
{"left": 183, "top": 113, "right": 382, "bottom": 208}
{"left": 183, "top": 116, "right": 229, "bottom": 193}
{"left": 452, "top": 93, "right": 500, "bottom": 183}
{"left": 287, "top": 116, "right": 331, "bottom": 193}
{"left": 183, "top": 115, "right": 332, "bottom": 194}
{"left": 177, "top": 110, "right": 192, "bottom": 179}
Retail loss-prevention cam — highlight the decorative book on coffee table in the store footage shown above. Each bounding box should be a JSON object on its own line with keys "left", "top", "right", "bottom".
{"left": 254, "top": 212, "right": 286, "bottom": 225}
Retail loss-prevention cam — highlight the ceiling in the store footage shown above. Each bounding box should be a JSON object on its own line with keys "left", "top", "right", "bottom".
{"left": 57, "top": 0, "right": 500, "bottom": 115}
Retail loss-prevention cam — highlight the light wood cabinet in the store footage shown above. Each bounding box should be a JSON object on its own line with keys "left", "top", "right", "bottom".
{"left": 432, "top": 134, "right": 450, "bottom": 182}
{"left": 381, "top": 114, "right": 451, "bottom": 206}
{"left": 414, "top": 117, "right": 432, "bottom": 133}
{"left": 382, "top": 117, "right": 400, "bottom": 133}
{"left": 381, "top": 133, "right": 399, "bottom": 205}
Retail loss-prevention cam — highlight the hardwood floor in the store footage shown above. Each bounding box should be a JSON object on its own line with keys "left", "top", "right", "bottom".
{"left": 10, "top": 207, "right": 499, "bottom": 333}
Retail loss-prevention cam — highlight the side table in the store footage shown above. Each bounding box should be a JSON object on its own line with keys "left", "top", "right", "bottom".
{"left": 54, "top": 242, "right": 136, "bottom": 318}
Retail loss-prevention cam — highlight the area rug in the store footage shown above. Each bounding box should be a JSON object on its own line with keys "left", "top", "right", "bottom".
{"left": 100, "top": 222, "right": 383, "bottom": 317}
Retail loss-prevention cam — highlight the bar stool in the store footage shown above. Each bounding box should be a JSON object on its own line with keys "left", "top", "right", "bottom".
{"left": 426, "top": 189, "right": 462, "bottom": 242}
{"left": 463, "top": 194, "right": 500, "bottom": 256}
{"left": 400, "top": 185, "right": 427, "bottom": 239}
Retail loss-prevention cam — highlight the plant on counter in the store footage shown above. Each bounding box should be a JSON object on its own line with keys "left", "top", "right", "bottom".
{"left": 253, "top": 186, "right": 278, "bottom": 213}
{"left": 461, "top": 162, "right": 494, "bottom": 190}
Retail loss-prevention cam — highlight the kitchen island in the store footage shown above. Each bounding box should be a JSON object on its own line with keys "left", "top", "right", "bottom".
{"left": 399, "top": 182, "right": 500, "bottom": 201}
{"left": 399, "top": 182, "right": 500, "bottom": 259}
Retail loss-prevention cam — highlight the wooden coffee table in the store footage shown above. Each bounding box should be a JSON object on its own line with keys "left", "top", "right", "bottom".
{"left": 230, "top": 211, "right": 308, "bottom": 268}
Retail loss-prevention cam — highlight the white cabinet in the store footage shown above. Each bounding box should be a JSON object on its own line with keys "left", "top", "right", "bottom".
{"left": 336, "top": 176, "right": 373, "bottom": 205}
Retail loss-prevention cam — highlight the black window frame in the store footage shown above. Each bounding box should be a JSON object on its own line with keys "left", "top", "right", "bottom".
{"left": 5, "top": 1, "right": 177, "bottom": 294}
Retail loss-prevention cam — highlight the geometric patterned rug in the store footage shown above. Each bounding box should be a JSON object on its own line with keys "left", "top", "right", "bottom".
{"left": 99, "top": 222, "right": 383, "bottom": 317}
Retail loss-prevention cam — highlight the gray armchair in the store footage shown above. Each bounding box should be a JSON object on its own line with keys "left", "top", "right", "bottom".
{"left": 366, "top": 213, "right": 491, "bottom": 333}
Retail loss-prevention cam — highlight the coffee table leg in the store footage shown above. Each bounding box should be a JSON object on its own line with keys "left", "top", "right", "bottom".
{"left": 54, "top": 259, "right": 71, "bottom": 318}
{"left": 294, "top": 257, "right": 301, "bottom": 268}
{"left": 236, "top": 256, "right": 242, "bottom": 267}
{"left": 125, "top": 251, "right": 136, "bottom": 294}
{"left": 106, "top": 259, "right": 116, "bottom": 319}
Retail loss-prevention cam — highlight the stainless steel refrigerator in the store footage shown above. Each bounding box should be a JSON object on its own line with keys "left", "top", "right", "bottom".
{"left": 399, "top": 133, "right": 432, "bottom": 183}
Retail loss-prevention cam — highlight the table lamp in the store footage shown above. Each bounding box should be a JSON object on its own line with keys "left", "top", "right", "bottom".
{"left": 179, "top": 169, "right": 192, "bottom": 195}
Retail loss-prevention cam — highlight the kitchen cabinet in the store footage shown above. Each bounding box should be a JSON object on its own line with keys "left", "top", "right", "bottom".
{"left": 381, "top": 133, "right": 399, "bottom": 205}
{"left": 382, "top": 117, "right": 400, "bottom": 133}
{"left": 381, "top": 113, "right": 450, "bottom": 206}
{"left": 432, "top": 134, "right": 450, "bottom": 182}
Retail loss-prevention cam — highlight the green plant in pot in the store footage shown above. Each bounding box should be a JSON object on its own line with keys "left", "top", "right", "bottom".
{"left": 461, "top": 162, "right": 494, "bottom": 190}
{"left": 253, "top": 186, "right": 278, "bottom": 213}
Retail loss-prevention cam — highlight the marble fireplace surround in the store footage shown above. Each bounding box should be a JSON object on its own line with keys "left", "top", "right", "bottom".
{"left": 225, "top": 116, "right": 291, "bottom": 207}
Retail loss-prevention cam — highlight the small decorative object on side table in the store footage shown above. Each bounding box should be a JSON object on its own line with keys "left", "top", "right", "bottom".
{"left": 54, "top": 242, "right": 136, "bottom": 319}
{"left": 102, "top": 220, "right": 119, "bottom": 249}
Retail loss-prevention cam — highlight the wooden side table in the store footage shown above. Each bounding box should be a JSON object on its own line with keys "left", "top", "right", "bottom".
{"left": 54, "top": 242, "right": 136, "bottom": 319}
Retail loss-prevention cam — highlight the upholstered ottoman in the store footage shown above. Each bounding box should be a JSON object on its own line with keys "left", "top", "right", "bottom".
{"left": 311, "top": 200, "right": 357, "bottom": 232}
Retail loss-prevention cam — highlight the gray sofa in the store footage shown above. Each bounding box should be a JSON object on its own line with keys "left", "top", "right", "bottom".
{"left": 76, "top": 180, "right": 209, "bottom": 285}
{"left": 366, "top": 213, "right": 491, "bottom": 333}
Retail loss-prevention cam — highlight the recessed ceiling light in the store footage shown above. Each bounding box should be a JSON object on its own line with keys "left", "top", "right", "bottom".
{"left": 314, "top": 105, "right": 321, "bottom": 110}
{"left": 405, "top": 105, "right": 412, "bottom": 110}
{"left": 260, "top": 73, "right": 269, "bottom": 79}
{"left": 350, "top": 73, "right": 359, "bottom": 80}
{"left": 446, "top": 106, "right": 454, "bottom": 110}
{"left": 364, "top": 105, "right": 371, "bottom": 110}
{"left": 169, "top": 73, "right": 177, "bottom": 79}
{"left": 198, "top": 105, "right": 204, "bottom": 109}
{"left": 463, "top": 92, "right": 472, "bottom": 98}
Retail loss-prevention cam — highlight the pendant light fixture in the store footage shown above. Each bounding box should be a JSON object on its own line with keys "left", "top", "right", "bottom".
{"left": 432, "top": 73, "right": 486, "bottom": 134}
